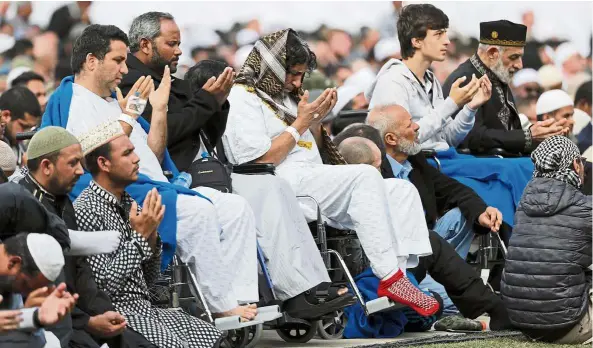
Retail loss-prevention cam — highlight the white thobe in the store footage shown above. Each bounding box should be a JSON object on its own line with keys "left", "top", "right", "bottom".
{"left": 67, "top": 84, "right": 258, "bottom": 312}
{"left": 223, "top": 85, "right": 432, "bottom": 278}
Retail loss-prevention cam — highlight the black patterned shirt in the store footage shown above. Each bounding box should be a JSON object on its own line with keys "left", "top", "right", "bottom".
{"left": 73, "top": 180, "right": 162, "bottom": 315}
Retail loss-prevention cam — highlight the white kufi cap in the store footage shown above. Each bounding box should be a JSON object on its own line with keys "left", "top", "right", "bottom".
{"left": 27, "top": 233, "right": 64, "bottom": 282}
{"left": 536, "top": 89, "right": 574, "bottom": 115}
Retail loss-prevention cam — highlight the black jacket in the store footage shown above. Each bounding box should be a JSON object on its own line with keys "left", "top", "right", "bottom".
{"left": 501, "top": 178, "right": 592, "bottom": 339}
{"left": 380, "top": 153, "right": 489, "bottom": 233}
{"left": 119, "top": 54, "right": 229, "bottom": 172}
{"left": 443, "top": 56, "right": 528, "bottom": 155}
{"left": 0, "top": 182, "right": 70, "bottom": 248}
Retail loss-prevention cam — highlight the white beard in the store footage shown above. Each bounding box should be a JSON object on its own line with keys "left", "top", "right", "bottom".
{"left": 397, "top": 137, "right": 422, "bottom": 156}
{"left": 491, "top": 57, "right": 513, "bottom": 85}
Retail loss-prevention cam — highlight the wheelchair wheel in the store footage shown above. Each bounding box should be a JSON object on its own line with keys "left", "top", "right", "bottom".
{"left": 276, "top": 321, "right": 318, "bottom": 343}
{"left": 317, "top": 310, "right": 346, "bottom": 340}
{"left": 220, "top": 327, "right": 249, "bottom": 348}
{"left": 244, "top": 324, "right": 263, "bottom": 348}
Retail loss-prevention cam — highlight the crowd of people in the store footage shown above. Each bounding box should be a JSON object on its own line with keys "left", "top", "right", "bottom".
{"left": 0, "top": 1, "right": 590, "bottom": 348}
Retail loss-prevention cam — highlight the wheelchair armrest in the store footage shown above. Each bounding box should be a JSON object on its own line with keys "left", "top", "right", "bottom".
{"left": 163, "top": 171, "right": 174, "bottom": 179}
{"left": 232, "top": 163, "right": 276, "bottom": 175}
{"left": 457, "top": 148, "right": 472, "bottom": 155}
{"left": 421, "top": 149, "right": 437, "bottom": 157}
{"left": 487, "top": 148, "right": 522, "bottom": 158}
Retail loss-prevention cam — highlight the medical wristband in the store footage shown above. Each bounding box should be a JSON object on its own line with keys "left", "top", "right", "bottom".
{"left": 284, "top": 126, "right": 300, "bottom": 143}
{"left": 118, "top": 113, "right": 137, "bottom": 128}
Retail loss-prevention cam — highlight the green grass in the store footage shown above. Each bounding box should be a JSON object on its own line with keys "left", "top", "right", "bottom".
{"left": 422, "top": 337, "right": 580, "bottom": 348}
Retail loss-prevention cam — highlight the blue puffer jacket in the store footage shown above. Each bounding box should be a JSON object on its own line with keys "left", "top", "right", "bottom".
{"left": 502, "top": 177, "right": 592, "bottom": 331}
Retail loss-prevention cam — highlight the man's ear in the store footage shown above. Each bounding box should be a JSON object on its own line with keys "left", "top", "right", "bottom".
{"left": 411, "top": 37, "right": 423, "bottom": 50}
{"left": 40, "top": 158, "right": 54, "bottom": 176}
{"left": 97, "top": 156, "right": 111, "bottom": 173}
{"left": 385, "top": 132, "right": 398, "bottom": 147}
{"left": 0, "top": 110, "right": 11, "bottom": 124}
{"left": 139, "top": 38, "right": 153, "bottom": 56}
{"left": 7, "top": 256, "right": 21, "bottom": 270}
{"left": 86, "top": 53, "right": 98, "bottom": 72}
{"left": 487, "top": 46, "right": 500, "bottom": 61}
{"left": 573, "top": 158, "right": 582, "bottom": 173}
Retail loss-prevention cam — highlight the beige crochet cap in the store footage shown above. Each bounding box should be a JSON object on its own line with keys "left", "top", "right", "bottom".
{"left": 77, "top": 121, "right": 125, "bottom": 156}
{"left": 27, "top": 126, "right": 80, "bottom": 160}
{"left": 0, "top": 140, "right": 16, "bottom": 172}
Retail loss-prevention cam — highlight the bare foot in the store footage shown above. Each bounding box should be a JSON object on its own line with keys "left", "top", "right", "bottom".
{"left": 214, "top": 304, "right": 258, "bottom": 322}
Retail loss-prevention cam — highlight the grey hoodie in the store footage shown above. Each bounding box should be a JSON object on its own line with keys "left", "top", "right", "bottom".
{"left": 366, "top": 59, "right": 476, "bottom": 151}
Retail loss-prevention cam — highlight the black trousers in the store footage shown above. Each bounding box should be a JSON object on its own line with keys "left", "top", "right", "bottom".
{"left": 410, "top": 230, "right": 504, "bottom": 319}
{"left": 69, "top": 328, "right": 156, "bottom": 348}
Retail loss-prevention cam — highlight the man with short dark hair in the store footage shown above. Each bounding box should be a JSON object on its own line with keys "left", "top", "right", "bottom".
{"left": 11, "top": 71, "right": 47, "bottom": 114}
{"left": 575, "top": 81, "right": 592, "bottom": 156}
{"left": 367, "top": 3, "right": 492, "bottom": 151}
{"left": 120, "top": 11, "right": 233, "bottom": 172}
{"left": 0, "top": 86, "right": 41, "bottom": 155}
{"left": 443, "top": 20, "right": 567, "bottom": 154}
{"left": 74, "top": 121, "right": 222, "bottom": 348}
{"left": 11, "top": 126, "right": 155, "bottom": 348}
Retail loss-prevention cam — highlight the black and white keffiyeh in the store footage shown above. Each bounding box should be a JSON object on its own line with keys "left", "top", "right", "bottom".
{"left": 531, "top": 135, "right": 582, "bottom": 189}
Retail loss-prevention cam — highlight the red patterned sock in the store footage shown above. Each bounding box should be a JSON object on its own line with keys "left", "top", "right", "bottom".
{"left": 377, "top": 269, "right": 440, "bottom": 317}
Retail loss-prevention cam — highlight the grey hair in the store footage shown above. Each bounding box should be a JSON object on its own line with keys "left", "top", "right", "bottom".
{"left": 128, "top": 12, "right": 174, "bottom": 53}
{"left": 338, "top": 137, "right": 376, "bottom": 166}
{"left": 366, "top": 105, "right": 398, "bottom": 146}
{"left": 477, "top": 43, "right": 506, "bottom": 54}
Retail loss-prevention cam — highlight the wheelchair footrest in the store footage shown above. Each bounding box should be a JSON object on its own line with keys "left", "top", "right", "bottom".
{"left": 365, "top": 296, "right": 406, "bottom": 315}
{"left": 253, "top": 305, "right": 282, "bottom": 322}
{"left": 214, "top": 316, "right": 265, "bottom": 331}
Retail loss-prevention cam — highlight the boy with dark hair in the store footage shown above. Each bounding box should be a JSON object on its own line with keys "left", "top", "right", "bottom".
{"left": 0, "top": 87, "right": 41, "bottom": 152}
{"left": 367, "top": 3, "right": 492, "bottom": 151}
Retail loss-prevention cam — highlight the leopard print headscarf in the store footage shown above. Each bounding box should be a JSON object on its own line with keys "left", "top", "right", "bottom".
{"left": 235, "top": 29, "right": 346, "bottom": 165}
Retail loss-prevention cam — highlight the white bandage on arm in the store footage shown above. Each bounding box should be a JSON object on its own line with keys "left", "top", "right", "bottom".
{"left": 284, "top": 126, "right": 300, "bottom": 143}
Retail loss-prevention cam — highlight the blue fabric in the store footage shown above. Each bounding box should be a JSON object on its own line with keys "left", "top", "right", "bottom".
{"left": 344, "top": 269, "right": 439, "bottom": 338}
{"left": 40, "top": 76, "right": 212, "bottom": 270}
{"left": 343, "top": 268, "right": 408, "bottom": 339}
{"left": 427, "top": 148, "right": 533, "bottom": 227}
{"left": 386, "top": 155, "right": 412, "bottom": 181}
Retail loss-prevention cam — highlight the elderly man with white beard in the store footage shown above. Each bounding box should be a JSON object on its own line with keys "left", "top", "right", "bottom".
{"left": 443, "top": 20, "right": 567, "bottom": 155}
{"left": 367, "top": 104, "right": 503, "bottom": 315}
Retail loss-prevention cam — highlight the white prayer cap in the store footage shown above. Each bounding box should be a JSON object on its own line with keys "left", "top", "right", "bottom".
{"left": 374, "top": 38, "right": 400, "bottom": 62}
{"left": 554, "top": 42, "right": 581, "bottom": 69}
{"left": 0, "top": 33, "right": 14, "bottom": 55}
{"left": 538, "top": 64, "right": 563, "bottom": 89}
{"left": 27, "top": 233, "right": 64, "bottom": 282}
{"left": 536, "top": 89, "right": 574, "bottom": 115}
{"left": 0, "top": 140, "right": 16, "bottom": 173}
{"left": 77, "top": 120, "right": 125, "bottom": 156}
{"left": 190, "top": 29, "right": 220, "bottom": 48}
{"left": 512, "top": 68, "right": 541, "bottom": 88}
{"left": 6, "top": 66, "right": 31, "bottom": 89}
{"left": 333, "top": 68, "right": 375, "bottom": 114}
{"left": 572, "top": 108, "right": 590, "bottom": 136}
{"left": 234, "top": 45, "right": 253, "bottom": 70}
{"left": 236, "top": 29, "right": 259, "bottom": 47}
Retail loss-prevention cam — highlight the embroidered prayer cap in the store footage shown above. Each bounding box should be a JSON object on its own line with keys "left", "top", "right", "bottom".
{"left": 27, "top": 126, "right": 80, "bottom": 160}
{"left": 531, "top": 135, "right": 582, "bottom": 188}
{"left": 77, "top": 120, "right": 125, "bottom": 156}
{"left": 27, "top": 233, "right": 65, "bottom": 282}
{"left": 0, "top": 140, "right": 16, "bottom": 173}
{"left": 536, "top": 89, "right": 574, "bottom": 115}
{"left": 479, "top": 20, "right": 527, "bottom": 47}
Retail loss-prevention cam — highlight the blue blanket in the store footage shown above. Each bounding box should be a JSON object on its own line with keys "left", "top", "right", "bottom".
{"left": 41, "top": 76, "right": 211, "bottom": 270}
{"left": 428, "top": 148, "right": 534, "bottom": 227}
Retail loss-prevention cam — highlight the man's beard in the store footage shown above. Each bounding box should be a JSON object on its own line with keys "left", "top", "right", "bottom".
{"left": 151, "top": 47, "right": 177, "bottom": 73}
{"left": 0, "top": 275, "right": 16, "bottom": 293}
{"left": 396, "top": 136, "right": 422, "bottom": 156}
{"left": 491, "top": 57, "right": 513, "bottom": 85}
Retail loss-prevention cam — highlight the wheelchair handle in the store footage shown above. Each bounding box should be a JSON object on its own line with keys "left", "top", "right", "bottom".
{"left": 16, "top": 130, "right": 37, "bottom": 141}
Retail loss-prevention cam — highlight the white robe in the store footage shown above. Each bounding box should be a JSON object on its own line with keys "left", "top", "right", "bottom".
{"left": 223, "top": 85, "right": 432, "bottom": 278}
{"left": 66, "top": 83, "right": 258, "bottom": 312}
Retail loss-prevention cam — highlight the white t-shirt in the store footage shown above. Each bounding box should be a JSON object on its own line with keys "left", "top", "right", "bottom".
{"left": 223, "top": 85, "right": 323, "bottom": 171}
{"left": 67, "top": 83, "right": 168, "bottom": 182}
